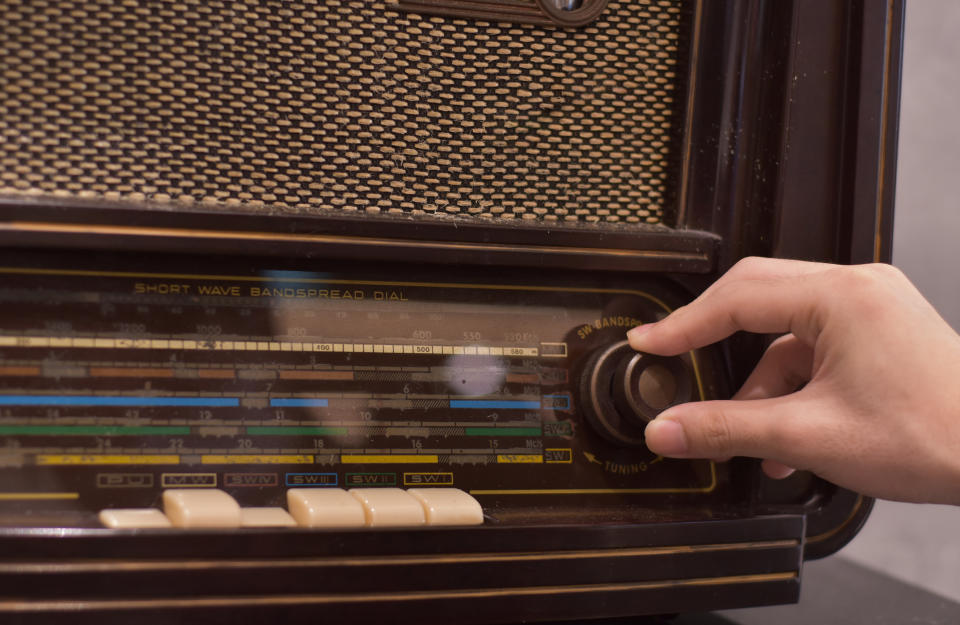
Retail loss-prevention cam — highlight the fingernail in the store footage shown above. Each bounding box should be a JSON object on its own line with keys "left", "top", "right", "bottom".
{"left": 626, "top": 324, "right": 654, "bottom": 341}
{"left": 644, "top": 418, "right": 688, "bottom": 456}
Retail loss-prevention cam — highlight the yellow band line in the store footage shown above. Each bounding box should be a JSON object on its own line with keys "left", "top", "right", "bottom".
{"left": 341, "top": 454, "right": 439, "bottom": 464}
{"left": 0, "top": 493, "right": 79, "bottom": 501}
{"left": 35, "top": 455, "right": 180, "bottom": 465}
{"left": 200, "top": 455, "right": 313, "bottom": 465}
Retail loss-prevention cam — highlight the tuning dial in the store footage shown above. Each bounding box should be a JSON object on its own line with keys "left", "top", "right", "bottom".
{"left": 579, "top": 340, "right": 692, "bottom": 447}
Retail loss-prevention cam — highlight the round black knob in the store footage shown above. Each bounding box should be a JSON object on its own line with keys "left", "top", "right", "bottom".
{"left": 579, "top": 340, "right": 692, "bottom": 447}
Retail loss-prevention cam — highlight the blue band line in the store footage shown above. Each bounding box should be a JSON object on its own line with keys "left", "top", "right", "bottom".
{"left": 269, "top": 398, "right": 330, "bottom": 407}
{"left": 449, "top": 400, "right": 541, "bottom": 410}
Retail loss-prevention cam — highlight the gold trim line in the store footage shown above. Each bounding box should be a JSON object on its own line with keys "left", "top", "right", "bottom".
{"left": 0, "top": 539, "right": 800, "bottom": 574}
{"left": 0, "top": 572, "right": 799, "bottom": 612}
{"left": 873, "top": 0, "right": 896, "bottom": 263}
{"left": 0, "top": 265, "right": 677, "bottom": 307}
{"left": 470, "top": 461, "right": 716, "bottom": 495}
{"left": 676, "top": 0, "right": 703, "bottom": 225}
{"left": 0, "top": 221, "right": 709, "bottom": 265}
{"left": 807, "top": 494, "right": 865, "bottom": 544}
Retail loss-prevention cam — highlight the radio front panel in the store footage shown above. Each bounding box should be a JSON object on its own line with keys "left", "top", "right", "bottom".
{"left": 0, "top": 251, "right": 727, "bottom": 528}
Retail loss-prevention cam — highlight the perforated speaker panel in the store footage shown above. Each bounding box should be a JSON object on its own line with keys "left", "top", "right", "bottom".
{"left": 0, "top": 0, "right": 691, "bottom": 226}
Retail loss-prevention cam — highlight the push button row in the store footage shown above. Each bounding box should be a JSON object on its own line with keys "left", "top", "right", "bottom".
{"left": 98, "top": 487, "right": 483, "bottom": 529}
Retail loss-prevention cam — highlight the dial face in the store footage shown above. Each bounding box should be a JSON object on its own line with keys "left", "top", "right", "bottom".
{"left": 0, "top": 253, "right": 718, "bottom": 526}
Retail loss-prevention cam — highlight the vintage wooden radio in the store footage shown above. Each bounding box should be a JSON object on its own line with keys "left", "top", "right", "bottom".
{"left": 0, "top": 0, "right": 902, "bottom": 622}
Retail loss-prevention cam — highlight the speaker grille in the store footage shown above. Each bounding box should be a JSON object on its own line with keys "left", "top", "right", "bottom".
{"left": 0, "top": 0, "right": 691, "bottom": 225}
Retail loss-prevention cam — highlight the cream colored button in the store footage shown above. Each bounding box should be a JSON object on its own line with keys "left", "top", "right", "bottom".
{"left": 287, "top": 488, "right": 366, "bottom": 528}
{"left": 406, "top": 488, "right": 484, "bottom": 526}
{"left": 162, "top": 489, "right": 242, "bottom": 528}
{"left": 349, "top": 488, "right": 426, "bottom": 527}
{"left": 99, "top": 508, "right": 172, "bottom": 529}
{"left": 240, "top": 507, "right": 297, "bottom": 528}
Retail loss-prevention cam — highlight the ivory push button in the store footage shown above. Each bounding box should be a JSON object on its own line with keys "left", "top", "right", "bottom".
{"left": 287, "top": 488, "right": 366, "bottom": 528}
{"left": 240, "top": 507, "right": 297, "bottom": 528}
{"left": 349, "top": 488, "right": 426, "bottom": 527}
{"left": 407, "top": 488, "right": 484, "bottom": 526}
{"left": 99, "top": 508, "right": 172, "bottom": 529}
{"left": 162, "top": 488, "right": 242, "bottom": 528}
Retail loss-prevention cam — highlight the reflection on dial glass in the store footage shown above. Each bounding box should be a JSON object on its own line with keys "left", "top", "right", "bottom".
{"left": 444, "top": 354, "right": 506, "bottom": 397}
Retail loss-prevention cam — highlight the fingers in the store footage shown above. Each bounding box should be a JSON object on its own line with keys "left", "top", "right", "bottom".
{"left": 696, "top": 256, "right": 829, "bottom": 300}
{"left": 627, "top": 257, "right": 835, "bottom": 356}
{"left": 730, "top": 334, "right": 814, "bottom": 478}
{"left": 733, "top": 334, "right": 813, "bottom": 400}
{"left": 631, "top": 259, "right": 845, "bottom": 472}
{"left": 643, "top": 395, "right": 810, "bottom": 465}
{"left": 761, "top": 459, "right": 798, "bottom": 480}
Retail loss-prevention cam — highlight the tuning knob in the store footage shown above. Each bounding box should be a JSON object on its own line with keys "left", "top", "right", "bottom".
{"left": 579, "top": 340, "right": 692, "bottom": 447}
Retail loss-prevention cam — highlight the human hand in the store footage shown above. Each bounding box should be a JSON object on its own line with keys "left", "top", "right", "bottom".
{"left": 627, "top": 257, "right": 960, "bottom": 505}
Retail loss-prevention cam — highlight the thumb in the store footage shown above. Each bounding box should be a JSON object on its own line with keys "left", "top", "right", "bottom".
{"left": 644, "top": 396, "right": 804, "bottom": 462}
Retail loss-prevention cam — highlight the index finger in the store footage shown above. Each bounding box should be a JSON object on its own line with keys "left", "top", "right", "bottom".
{"left": 627, "top": 257, "right": 835, "bottom": 355}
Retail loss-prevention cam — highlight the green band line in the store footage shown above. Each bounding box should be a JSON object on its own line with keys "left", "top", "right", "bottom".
{"left": 246, "top": 426, "right": 349, "bottom": 436}
{"left": 246, "top": 426, "right": 540, "bottom": 437}
{"left": 464, "top": 427, "right": 542, "bottom": 437}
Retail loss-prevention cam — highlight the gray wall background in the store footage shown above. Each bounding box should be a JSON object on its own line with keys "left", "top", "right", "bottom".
{"left": 838, "top": 0, "right": 960, "bottom": 603}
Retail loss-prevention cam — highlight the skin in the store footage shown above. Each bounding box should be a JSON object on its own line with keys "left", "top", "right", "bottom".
{"left": 626, "top": 257, "right": 960, "bottom": 505}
